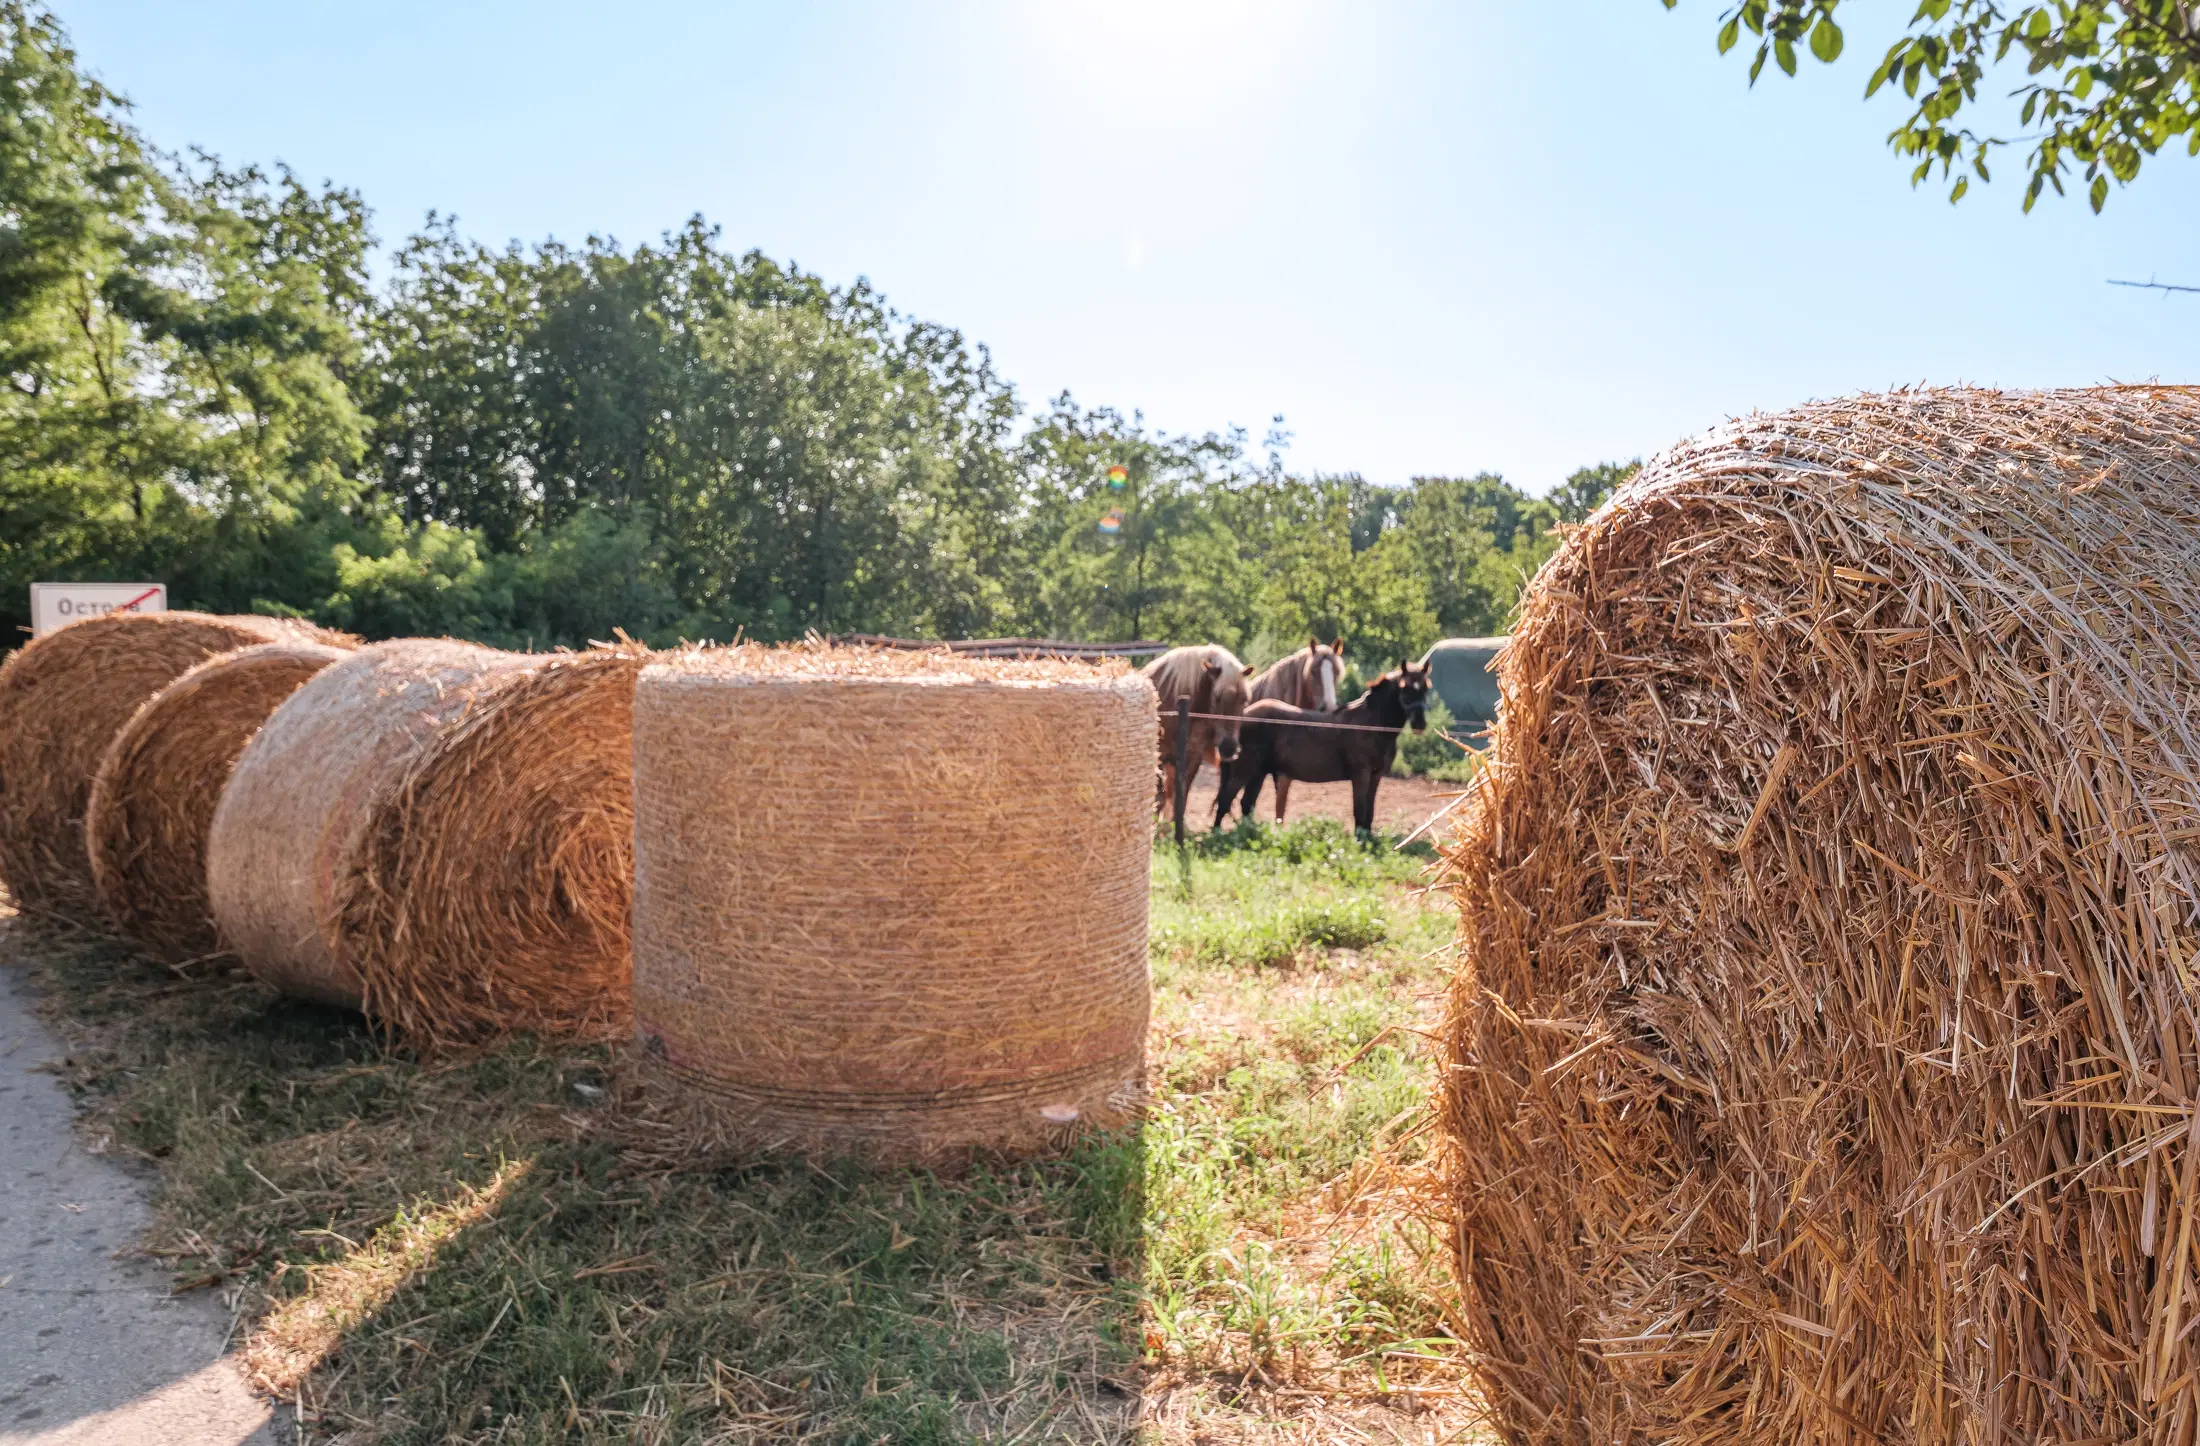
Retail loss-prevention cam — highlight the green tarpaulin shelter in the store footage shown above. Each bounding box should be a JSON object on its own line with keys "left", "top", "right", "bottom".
{"left": 1419, "top": 636, "right": 1506, "bottom": 736}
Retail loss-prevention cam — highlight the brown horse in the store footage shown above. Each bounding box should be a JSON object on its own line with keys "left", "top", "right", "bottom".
{"left": 1214, "top": 661, "right": 1430, "bottom": 834}
{"left": 1140, "top": 644, "right": 1253, "bottom": 815}
{"left": 1237, "top": 637, "right": 1345, "bottom": 822}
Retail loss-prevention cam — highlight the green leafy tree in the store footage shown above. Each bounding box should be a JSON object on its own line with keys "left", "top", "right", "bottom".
{"left": 1237, "top": 476, "right": 1435, "bottom": 668}
{"left": 361, "top": 219, "right": 1030, "bottom": 645}
{"left": 0, "top": 2, "right": 376, "bottom": 639}
{"left": 1375, "top": 475, "right": 1561, "bottom": 640}
{"left": 0, "top": 2, "right": 170, "bottom": 628}
{"left": 1667, "top": 1, "right": 2200, "bottom": 210}
{"left": 1, "top": 3, "right": 1611, "bottom": 663}
{"left": 1009, "top": 400, "right": 1259, "bottom": 645}
{"left": 504, "top": 505, "right": 682, "bottom": 647}
{"left": 316, "top": 518, "right": 509, "bottom": 641}
{"left": 1549, "top": 459, "right": 1641, "bottom": 523}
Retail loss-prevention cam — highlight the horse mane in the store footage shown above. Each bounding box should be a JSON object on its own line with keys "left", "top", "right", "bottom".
{"left": 1248, "top": 652, "right": 1304, "bottom": 704}
{"left": 1142, "top": 644, "right": 1244, "bottom": 705}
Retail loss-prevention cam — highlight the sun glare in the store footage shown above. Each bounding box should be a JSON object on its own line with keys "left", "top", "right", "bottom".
{"left": 1014, "top": 0, "right": 1331, "bottom": 126}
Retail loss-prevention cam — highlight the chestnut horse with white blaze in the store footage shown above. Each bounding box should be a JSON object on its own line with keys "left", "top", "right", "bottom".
{"left": 1140, "top": 644, "right": 1253, "bottom": 815}
{"left": 1236, "top": 637, "right": 1344, "bottom": 822}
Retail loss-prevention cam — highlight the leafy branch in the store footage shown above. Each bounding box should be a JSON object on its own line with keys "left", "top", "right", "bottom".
{"left": 1664, "top": 1, "right": 2200, "bottom": 209}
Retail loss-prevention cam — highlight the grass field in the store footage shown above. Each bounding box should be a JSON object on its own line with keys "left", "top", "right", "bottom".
{"left": 4, "top": 815, "right": 1478, "bottom": 1444}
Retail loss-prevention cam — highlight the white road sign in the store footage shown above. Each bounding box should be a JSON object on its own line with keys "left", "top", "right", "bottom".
{"left": 30, "top": 583, "right": 168, "bottom": 637}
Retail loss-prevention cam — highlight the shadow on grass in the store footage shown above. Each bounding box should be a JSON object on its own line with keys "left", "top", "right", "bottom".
{"left": 3, "top": 913, "right": 1150, "bottom": 1444}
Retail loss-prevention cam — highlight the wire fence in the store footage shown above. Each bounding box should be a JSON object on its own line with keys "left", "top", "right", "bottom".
{"left": 1158, "top": 701, "right": 1483, "bottom": 843}
{"left": 833, "top": 634, "right": 1170, "bottom": 660}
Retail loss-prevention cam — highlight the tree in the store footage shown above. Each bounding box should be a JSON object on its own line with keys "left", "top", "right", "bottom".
{"left": 1549, "top": 460, "right": 1641, "bottom": 523}
{"left": 0, "top": 2, "right": 375, "bottom": 638}
{"left": 1, "top": 4, "right": 1589, "bottom": 660}
{"left": 1668, "top": 1, "right": 2200, "bottom": 209}
{"left": 1009, "top": 400, "right": 1259, "bottom": 645}
{"left": 1378, "top": 475, "right": 1563, "bottom": 640}
{"left": 1235, "top": 476, "right": 1435, "bottom": 668}
{"left": 360, "top": 219, "right": 1032, "bottom": 645}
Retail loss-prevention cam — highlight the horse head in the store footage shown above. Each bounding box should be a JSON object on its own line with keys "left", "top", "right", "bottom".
{"left": 1301, "top": 636, "right": 1345, "bottom": 711}
{"left": 1378, "top": 659, "right": 1431, "bottom": 733}
{"left": 1203, "top": 652, "right": 1255, "bottom": 761}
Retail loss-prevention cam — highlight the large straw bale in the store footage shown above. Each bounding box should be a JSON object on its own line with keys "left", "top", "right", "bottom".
{"left": 334, "top": 645, "right": 645, "bottom": 1046}
{"left": 1436, "top": 386, "right": 2200, "bottom": 1444}
{"left": 0, "top": 610, "right": 354, "bottom": 918}
{"left": 207, "top": 640, "right": 536, "bottom": 1009}
{"left": 631, "top": 643, "right": 1154, "bottom": 1164}
{"left": 85, "top": 642, "right": 351, "bottom": 966}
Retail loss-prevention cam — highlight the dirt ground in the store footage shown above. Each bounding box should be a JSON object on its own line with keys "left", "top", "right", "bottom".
{"left": 1174, "top": 770, "right": 1468, "bottom": 840}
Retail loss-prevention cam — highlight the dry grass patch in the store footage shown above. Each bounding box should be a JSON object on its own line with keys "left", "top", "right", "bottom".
{"left": 4, "top": 811, "right": 1482, "bottom": 1443}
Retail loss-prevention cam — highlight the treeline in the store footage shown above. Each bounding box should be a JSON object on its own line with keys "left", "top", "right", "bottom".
{"left": 1, "top": 6, "right": 1633, "bottom": 669}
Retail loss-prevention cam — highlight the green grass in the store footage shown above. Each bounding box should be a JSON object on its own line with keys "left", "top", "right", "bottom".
{"left": 1141, "top": 818, "right": 1458, "bottom": 1384}
{"left": 5, "top": 816, "right": 1469, "bottom": 1442}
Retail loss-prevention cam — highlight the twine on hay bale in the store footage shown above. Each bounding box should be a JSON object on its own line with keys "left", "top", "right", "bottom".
{"left": 85, "top": 641, "right": 351, "bottom": 967}
{"left": 1436, "top": 385, "right": 2200, "bottom": 1444}
{"left": 0, "top": 610, "right": 354, "bottom": 919}
{"left": 207, "top": 640, "right": 538, "bottom": 1011}
{"left": 334, "top": 644, "right": 646, "bottom": 1047}
{"left": 628, "top": 642, "right": 1154, "bottom": 1165}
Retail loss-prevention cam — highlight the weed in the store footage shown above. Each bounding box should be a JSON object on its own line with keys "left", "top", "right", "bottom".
{"left": 1391, "top": 697, "right": 1485, "bottom": 783}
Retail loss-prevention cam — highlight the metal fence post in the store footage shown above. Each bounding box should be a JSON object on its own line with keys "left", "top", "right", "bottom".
{"left": 1173, "top": 697, "right": 1191, "bottom": 846}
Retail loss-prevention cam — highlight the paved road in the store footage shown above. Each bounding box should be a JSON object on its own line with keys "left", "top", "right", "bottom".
{"left": 0, "top": 959, "right": 277, "bottom": 1446}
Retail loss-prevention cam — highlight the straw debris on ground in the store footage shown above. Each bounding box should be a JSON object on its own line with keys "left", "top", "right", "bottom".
{"left": 1438, "top": 385, "right": 2200, "bottom": 1444}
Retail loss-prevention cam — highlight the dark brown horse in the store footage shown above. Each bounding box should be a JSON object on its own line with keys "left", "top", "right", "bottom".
{"left": 1213, "top": 661, "right": 1430, "bottom": 833}
{"left": 1237, "top": 637, "right": 1345, "bottom": 822}
{"left": 1140, "top": 644, "right": 1254, "bottom": 815}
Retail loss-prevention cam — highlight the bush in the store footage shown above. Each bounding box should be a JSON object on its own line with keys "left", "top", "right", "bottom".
{"left": 1391, "top": 697, "right": 1481, "bottom": 782}
{"left": 317, "top": 519, "right": 514, "bottom": 642}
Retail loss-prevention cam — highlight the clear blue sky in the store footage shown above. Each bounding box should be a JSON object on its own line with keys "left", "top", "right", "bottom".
{"left": 50, "top": 0, "right": 2200, "bottom": 496}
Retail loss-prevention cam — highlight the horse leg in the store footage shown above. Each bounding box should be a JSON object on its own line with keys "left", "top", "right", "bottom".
{"left": 1241, "top": 767, "right": 1266, "bottom": 823}
{"left": 1212, "top": 759, "right": 1238, "bottom": 830}
{"left": 1352, "top": 772, "right": 1376, "bottom": 835}
{"left": 1155, "top": 759, "right": 1175, "bottom": 818}
{"left": 1273, "top": 775, "right": 1292, "bottom": 823}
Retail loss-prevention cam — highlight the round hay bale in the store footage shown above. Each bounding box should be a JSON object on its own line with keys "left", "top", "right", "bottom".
{"left": 207, "top": 640, "right": 537, "bottom": 1010}
{"left": 1437, "top": 386, "right": 2200, "bottom": 1444}
{"left": 630, "top": 644, "right": 1154, "bottom": 1164}
{"left": 0, "top": 610, "right": 354, "bottom": 919}
{"left": 334, "top": 646, "right": 646, "bottom": 1046}
{"left": 85, "top": 642, "right": 352, "bottom": 967}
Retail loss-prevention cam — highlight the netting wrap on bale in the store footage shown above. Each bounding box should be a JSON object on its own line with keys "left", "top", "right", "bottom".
{"left": 630, "top": 644, "right": 1154, "bottom": 1164}
{"left": 86, "top": 641, "right": 351, "bottom": 966}
{"left": 1437, "top": 386, "right": 2200, "bottom": 1444}
{"left": 207, "top": 639, "right": 642, "bottom": 1042}
{"left": 0, "top": 610, "right": 353, "bottom": 918}
{"left": 209, "top": 640, "right": 532, "bottom": 1008}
